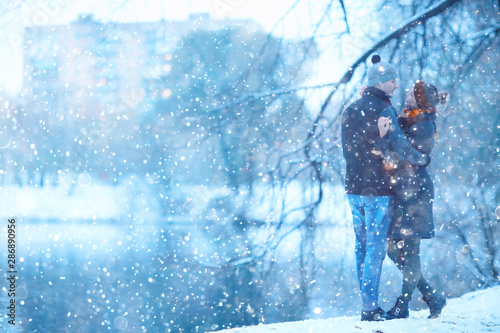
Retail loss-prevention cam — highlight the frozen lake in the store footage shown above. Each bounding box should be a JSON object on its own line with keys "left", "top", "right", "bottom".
{"left": 0, "top": 217, "right": 360, "bottom": 332}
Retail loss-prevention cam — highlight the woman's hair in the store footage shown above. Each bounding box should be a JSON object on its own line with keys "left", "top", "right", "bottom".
{"left": 422, "top": 83, "right": 449, "bottom": 113}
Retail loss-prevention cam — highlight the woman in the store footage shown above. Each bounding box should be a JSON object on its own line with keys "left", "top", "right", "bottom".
{"left": 378, "top": 81, "right": 448, "bottom": 320}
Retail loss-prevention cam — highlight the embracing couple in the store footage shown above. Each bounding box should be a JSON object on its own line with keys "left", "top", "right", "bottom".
{"left": 341, "top": 55, "right": 449, "bottom": 321}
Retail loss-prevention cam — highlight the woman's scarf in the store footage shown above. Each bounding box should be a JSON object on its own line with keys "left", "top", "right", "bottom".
{"left": 401, "top": 107, "right": 438, "bottom": 139}
{"left": 402, "top": 107, "right": 436, "bottom": 118}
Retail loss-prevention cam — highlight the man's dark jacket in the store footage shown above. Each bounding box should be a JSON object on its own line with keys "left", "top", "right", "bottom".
{"left": 341, "top": 87, "right": 429, "bottom": 196}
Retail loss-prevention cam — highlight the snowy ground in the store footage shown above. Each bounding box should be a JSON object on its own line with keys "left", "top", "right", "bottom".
{"left": 211, "top": 285, "right": 500, "bottom": 333}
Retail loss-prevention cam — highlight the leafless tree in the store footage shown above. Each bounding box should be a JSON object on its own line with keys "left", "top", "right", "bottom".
{"left": 219, "top": 0, "right": 499, "bottom": 317}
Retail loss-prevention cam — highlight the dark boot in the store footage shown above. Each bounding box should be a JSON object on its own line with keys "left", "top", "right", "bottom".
{"left": 361, "top": 307, "right": 385, "bottom": 321}
{"left": 423, "top": 293, "right": 446, "bottom": 319}
{"left": 383, "top": 297, "right": 409, "bottom": 320}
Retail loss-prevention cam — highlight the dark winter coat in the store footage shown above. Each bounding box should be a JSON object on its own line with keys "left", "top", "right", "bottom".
{"left": 341, "top": 87, "right": 430, "bottom": 196}
{"left": 341, "top": 87, "right": 394, "bottom": 196}
{"left": 389, "top": 112, "right": 437, "bottom": 239}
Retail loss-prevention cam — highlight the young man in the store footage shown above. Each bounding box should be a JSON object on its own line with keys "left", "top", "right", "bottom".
{"left": 341, "top": 55, "right": 430, "bottom": 321}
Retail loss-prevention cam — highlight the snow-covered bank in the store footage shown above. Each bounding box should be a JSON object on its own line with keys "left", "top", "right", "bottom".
{"left": 212, "top": 285, "right": 500, "bottom": 333}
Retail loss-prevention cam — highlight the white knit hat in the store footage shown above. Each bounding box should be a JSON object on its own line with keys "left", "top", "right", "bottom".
{"left": 367, "top": 55, "right": 398, "bottom": 87}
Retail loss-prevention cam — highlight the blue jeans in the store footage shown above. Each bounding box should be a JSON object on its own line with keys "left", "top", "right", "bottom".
{"left": 347, "top": 194, "right": 394, "bottom": 311}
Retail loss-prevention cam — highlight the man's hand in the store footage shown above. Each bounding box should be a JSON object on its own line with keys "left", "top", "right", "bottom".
{"left": 378, "top": 117, "right": 392, "bottom": 138}
{"left": 359, "top": 86, "right": 367, "bottom": 96}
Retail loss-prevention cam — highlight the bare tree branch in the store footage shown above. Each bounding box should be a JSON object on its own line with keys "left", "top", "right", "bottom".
{"left": 234, "top": 0, "right": 302, "bottom": 92}
{"left": 185, "top": 81, "right": 337, "bottom": 122}
{"left": 312, "top": 0, "right": 462, "bottom": 127}
{"left": 338, "top": 0, "right": 350, "bottom": 33}
{"left": 451, "top": 26, "right": 500, "bottom": 92}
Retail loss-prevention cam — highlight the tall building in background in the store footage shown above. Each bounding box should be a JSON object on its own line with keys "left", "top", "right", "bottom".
{"left": 22, "top": 13, "right": 260, "bottom": 120}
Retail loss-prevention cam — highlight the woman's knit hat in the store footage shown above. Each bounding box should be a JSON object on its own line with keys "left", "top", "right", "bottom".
{"left": 413, "top": 81, "right": 449, "bottom": 112}
{"left": 367, "top": 55, "right": 398, "bottom": 87}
